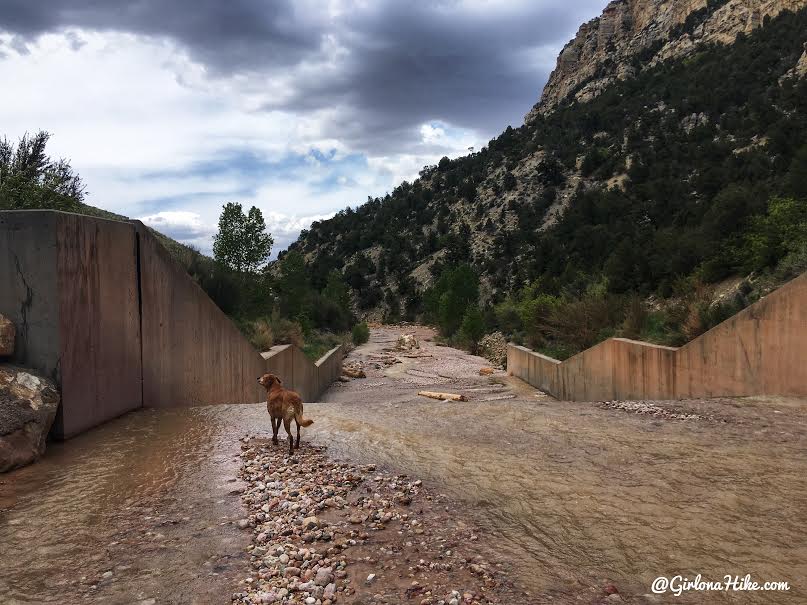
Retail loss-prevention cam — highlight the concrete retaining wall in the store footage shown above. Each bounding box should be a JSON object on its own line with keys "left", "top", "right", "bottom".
{"left": 0, "top": 211, "right": 343, "bottom": 438}
{"left": 134, "top": 222, "right": 268, "bottom": 408}
{"left": 262, "top": 344, "right": 343, "bottom": 404}
{"left": 1, "top": 211, "right": 142, "bottom": 437}
{"left": 508, "top": 271, "right": 807, "bottom": 401}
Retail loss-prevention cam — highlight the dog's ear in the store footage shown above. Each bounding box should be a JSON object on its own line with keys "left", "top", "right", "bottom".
{"left": 276, "top": 376, "right": 283, "bottom": 384}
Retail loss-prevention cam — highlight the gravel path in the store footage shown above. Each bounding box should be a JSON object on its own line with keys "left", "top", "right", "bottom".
{"left": 232, "top": 439, "right": 524, "bottom": 605}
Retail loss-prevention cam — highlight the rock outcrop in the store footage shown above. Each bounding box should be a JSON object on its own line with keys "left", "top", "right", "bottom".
{"left": 0, "top": 313, "right": 14, "bottom": 357}
{"left": 526, "top": 0, "right": 807, "bottom": 121}
{"left": 783, "top": 40, "right": 807, "bottom": 79}
{"left": 0, "top": 365, "right": 60, "bottom": 472}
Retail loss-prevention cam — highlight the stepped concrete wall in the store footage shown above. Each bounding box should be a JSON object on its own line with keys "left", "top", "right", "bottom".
{"left": 0, "top": 211, "right": 343, "bottom": 438}
{"left": 507, "top": 272, "right": 807, "bottom": 401}
{"left": 134, "top": 222, "right": 268, "bottom": 408}
{"left": 261, "top": 343, "right": 343, "bottom": 404}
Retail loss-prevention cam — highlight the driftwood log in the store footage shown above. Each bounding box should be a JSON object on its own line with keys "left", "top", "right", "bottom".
{"left": 418, "top": 390, "right": 467, "bottom": 402}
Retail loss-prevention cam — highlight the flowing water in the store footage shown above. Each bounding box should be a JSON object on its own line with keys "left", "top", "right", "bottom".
{"left": 0, "top": 405, "right": 261, "bottom": 604}
{"left": 2, "top": 327, "right": 806, "bottom": 604}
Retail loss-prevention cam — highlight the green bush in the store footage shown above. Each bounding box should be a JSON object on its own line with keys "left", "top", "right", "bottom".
{"left": 352, "top": 322, "right": 370, "bottom": 345}
{"left": 742, "top": 197, "right": 807, "bottom": 272}
{"left": 423, "top": 264, "right": 479, "bottom": 336}
{"left": 303, "top": 330, "right": 350, "bottom": 362}
{"left": 493, "top": 298, "right": 522, "bottom": 334}
{"left": 459, "top": 306, "right": 486, "bottom": 352}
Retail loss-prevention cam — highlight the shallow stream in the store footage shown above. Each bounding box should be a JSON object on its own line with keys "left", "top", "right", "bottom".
{"left": 2, "top": 329, "right": 805, "bottom": 603}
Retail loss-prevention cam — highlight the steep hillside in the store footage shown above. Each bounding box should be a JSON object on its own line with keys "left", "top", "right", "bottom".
{"left": 289, "top": 2, "right": 807, "bottom": 326}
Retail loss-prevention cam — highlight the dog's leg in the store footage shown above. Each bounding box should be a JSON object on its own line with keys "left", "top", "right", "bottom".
{"left": 271, "top": 417, "right": 280, "bottom": 445}
{"left": 283, "top": 417, "right": 294, "bottom": 456}
{"left": 295, "top": 419, "right": 301, "bottom": 450}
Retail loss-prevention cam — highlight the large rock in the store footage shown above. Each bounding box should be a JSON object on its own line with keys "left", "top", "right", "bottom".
{"left": 0, "top": 365, "right": 60, "bottom": 472}
{"left": 0, "top": 314, "right": 14, "bottom": 357}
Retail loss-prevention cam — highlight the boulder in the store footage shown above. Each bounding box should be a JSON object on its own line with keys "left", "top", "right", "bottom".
{"left": 0, "top": 365, "right": 60, "bottom": 472}
{"left": 0, "top": 314, "right": 14, "bottom": 357}
{"left": 395, "top": 333, "right": 419, "bottom": 351}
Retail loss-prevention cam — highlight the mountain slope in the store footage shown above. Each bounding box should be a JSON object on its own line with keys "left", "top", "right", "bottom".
{"left": 289, "top": 2, "right": 807, "bottom": 320}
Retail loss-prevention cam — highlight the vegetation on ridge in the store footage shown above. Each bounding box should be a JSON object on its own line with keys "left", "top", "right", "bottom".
{"left": 290, "top": 7, "right": 807, "bottom": 359}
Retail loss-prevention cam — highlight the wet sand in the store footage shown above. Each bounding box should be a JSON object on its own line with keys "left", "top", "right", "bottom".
{"left": 1, "top": 325, "right": 806, "bottom": 604}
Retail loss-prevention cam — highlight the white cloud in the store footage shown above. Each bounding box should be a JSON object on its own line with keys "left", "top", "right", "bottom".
{"left": 0, "top": 28, "right": 487, "bottom": 255}
{"left": 138, "top": 210, "right": 215, "bottom": 247}
{"left": 0, "top": 0, "right": 602, "bottom": 255}
{"left": 420, "top": 123, "right": 446, "bottom": 144}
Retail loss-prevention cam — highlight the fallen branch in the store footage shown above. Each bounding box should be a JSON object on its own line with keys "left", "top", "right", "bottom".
{"left": 343, "top": 367, "right": 366, "bottom": 378}
{"left": 418, "top": 390, "right": 467, "bottom": 402}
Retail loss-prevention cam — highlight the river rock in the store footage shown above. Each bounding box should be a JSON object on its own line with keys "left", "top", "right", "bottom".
{"left": 0, "top": 364, "right": 60, "bottom": 472}
{"left": 314, "top": 566, "right": 333, "bottom": 586}
{"left": 0, "top": 314, "right": 14, "bottom": 357}
{"left": 396, "top": 333, "right": 419, "bottom": 350}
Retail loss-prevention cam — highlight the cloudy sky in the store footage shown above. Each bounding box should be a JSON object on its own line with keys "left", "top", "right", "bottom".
{"left": 0, "top": 0, "right": 604, "bottom": 255}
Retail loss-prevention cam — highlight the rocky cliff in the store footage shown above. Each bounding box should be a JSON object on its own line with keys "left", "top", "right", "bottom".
{"left": 526, "top": 0, "right": 807, "bottom": 121}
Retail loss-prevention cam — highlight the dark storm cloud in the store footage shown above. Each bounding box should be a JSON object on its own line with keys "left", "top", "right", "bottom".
{"left": 0, "top": 0, "right": 606, "bottom": 149}
{"left": 0, "top": 0, "right": 323, "bottom": 70}
{"left": 293, "top": 2, "right": 605, "bottom": 138}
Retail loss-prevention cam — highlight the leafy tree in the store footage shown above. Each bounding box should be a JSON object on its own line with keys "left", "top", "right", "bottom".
{"left": 213, "top": 202, "right": 273, "bottom": 273}
{"left": 493, "top": 298, "right": 523, "bottom": 334}
{"left": 459, "top": 306, "right": 486, "bottom": 352}
{"left": 516, "top": 285, "right": 562, "bottom": 348}
{"left": 311, "top": 269, "right": 353, "bottom": 332}
{"left": 742, "top": 197, "right": 807, "bottom": 271}
{"left": 424, "top": 264, "right": 479, "bottom": 336}
{"left": 276, "top": 250, "right": 310, "bottom": 318}
{"left": 323, "top": 269, "right": 351, "bottom": 313}
{"left": 0, "top": 131, "right": 85, "bottom": 211}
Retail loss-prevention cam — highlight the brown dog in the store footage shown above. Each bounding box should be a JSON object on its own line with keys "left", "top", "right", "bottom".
{"left": 257, "top": 373, "right": 313, "bottom": 455}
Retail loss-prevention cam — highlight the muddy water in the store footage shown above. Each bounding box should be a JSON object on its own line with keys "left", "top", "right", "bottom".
{"left": 2, "top": 328, "right": 806, "bottom": 604}
{"left": 306, "top": 327, "right": 807, "bottom": 604}
{"left": 0, "top": 405, "right": 267, "bottom": 604}
{"left": 307, "top": 396, "right": 807, "bottom": 603}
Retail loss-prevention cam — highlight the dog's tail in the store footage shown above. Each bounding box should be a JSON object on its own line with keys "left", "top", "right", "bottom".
{"left": 295, "top": 412, "right": 314, "bottom": 427}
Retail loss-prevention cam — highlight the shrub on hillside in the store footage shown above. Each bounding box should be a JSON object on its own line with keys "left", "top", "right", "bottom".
{"left": 250, "top": 318, "right": 274, "bottom": 351}
{"left": 540, "top": 293, "right": 623, "bottom": 352}
{"left": 352, "top": 322, "right": 370, "bottom": 345}
{"left": 244, "top": 314, "right": 305, "bottom": 351}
